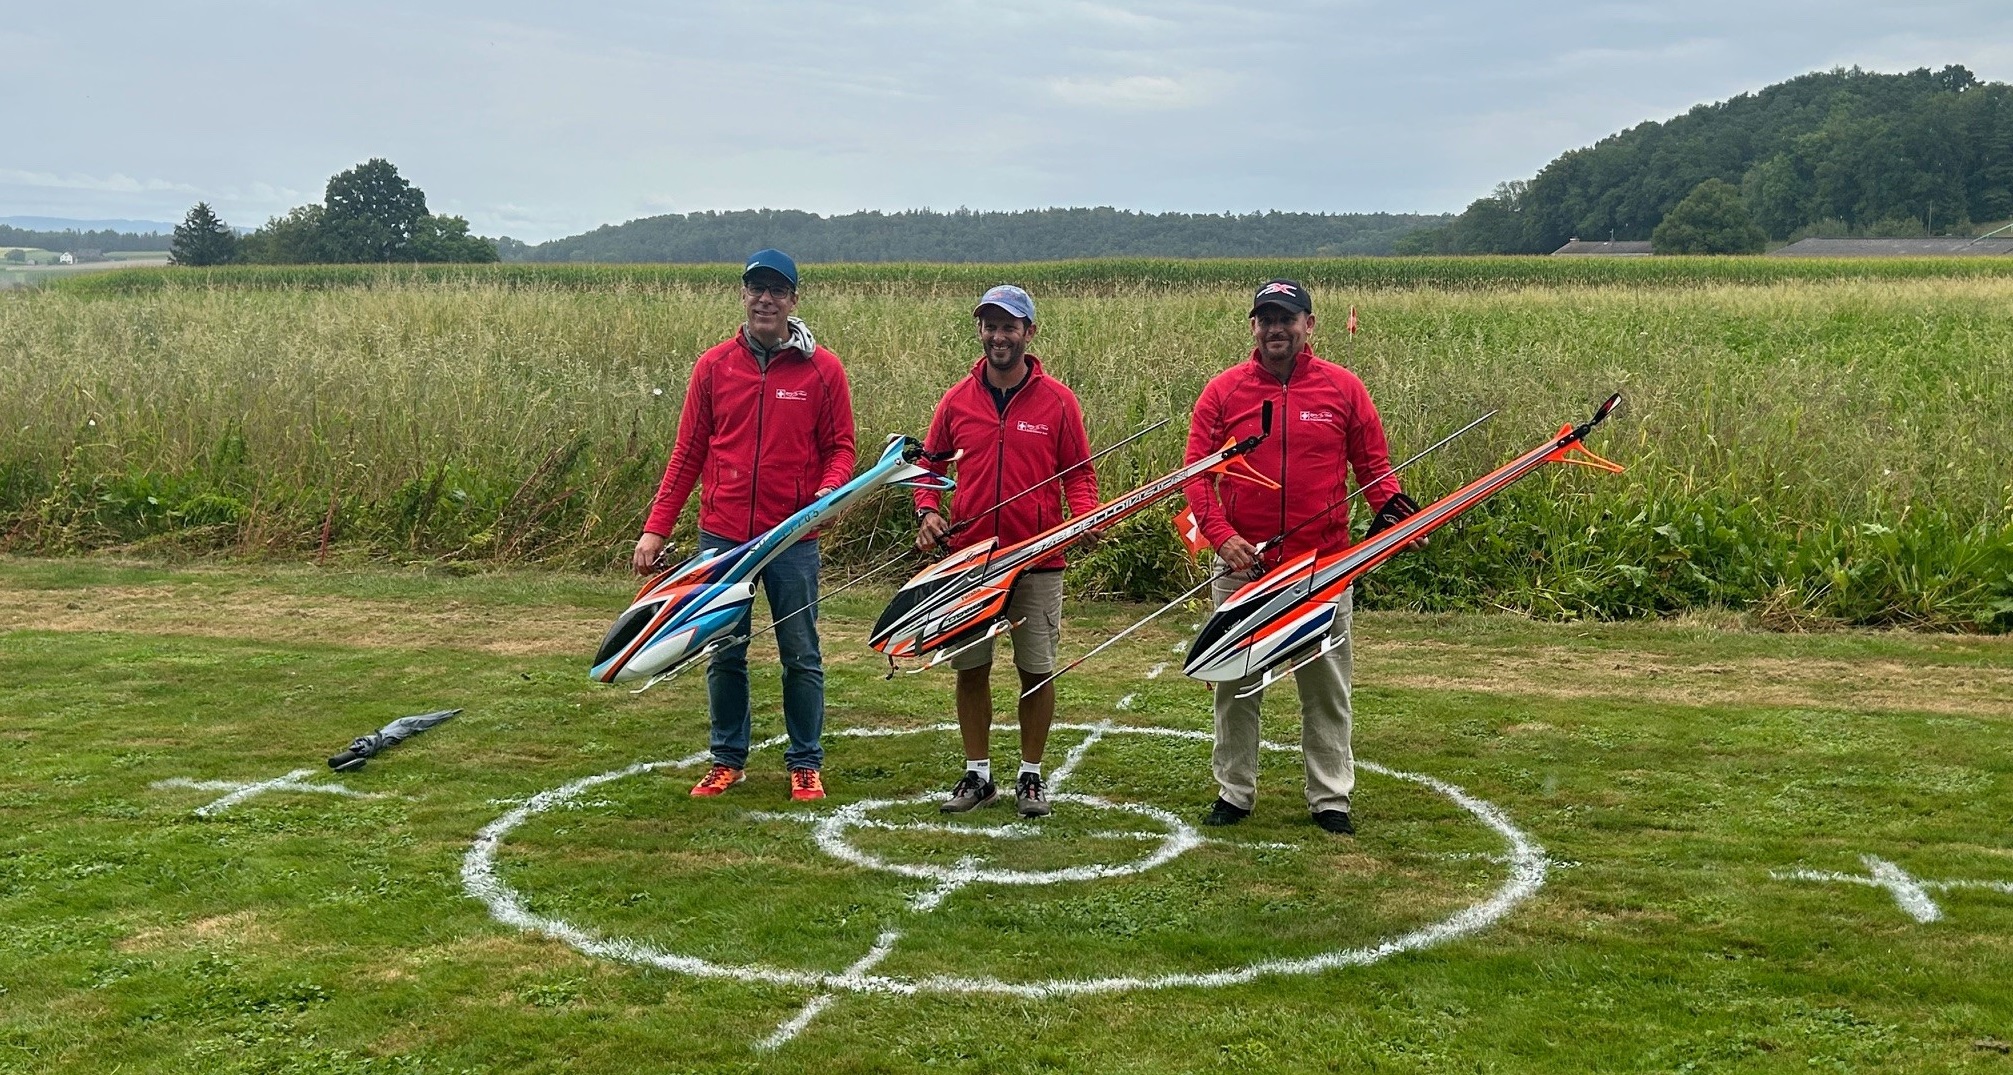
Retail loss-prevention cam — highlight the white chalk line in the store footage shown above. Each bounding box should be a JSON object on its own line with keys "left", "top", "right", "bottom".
{"left": 909, "top": 857, "right": 982, "bottom": 912}
{"left": 462, "top": 722, "right": 1549, "bottom": 1000}
{"left": 152, "top": 769, "right": 389, "bottom": 816}
{"left": 756, "top": 809, "right": 1291, "bottom": 852}
{"left": 813, "top": 792, "right": 1199, "bottom": 887}
{"left": 1773, "top": 854, "right": 2013, "bottom": 923}
{"left": 758, "top": 929, "right": 905, "bottom": 1050}
{"left": 1046, "top": 721, "right": 1112, "bottom": 790}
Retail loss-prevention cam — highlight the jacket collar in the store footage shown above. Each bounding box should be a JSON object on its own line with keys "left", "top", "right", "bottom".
{"left": 968, "top": 352, "right": 1045, "bottom": 390}
{"left": 1244, "top": 345, "right": 1315, "bottom": 384}
{"left": 739, "top": 317, "right": 818, "bottom": 364}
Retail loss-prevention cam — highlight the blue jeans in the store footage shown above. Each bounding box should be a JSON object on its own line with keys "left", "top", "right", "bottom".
{"left": 699, "top": 533, "right": 824, "bottom": 772}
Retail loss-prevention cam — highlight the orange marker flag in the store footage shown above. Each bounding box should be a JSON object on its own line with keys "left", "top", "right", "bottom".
{"left": 1172, "top": 505, "right": 1210, "bottom": 559}
{"left": 1347, "top": 305, "right": 1359, "bottom": 335}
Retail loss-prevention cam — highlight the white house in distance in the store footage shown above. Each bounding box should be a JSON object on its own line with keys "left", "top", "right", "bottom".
{"left": 57, "top": 252, "right": 75, "bottom": 265}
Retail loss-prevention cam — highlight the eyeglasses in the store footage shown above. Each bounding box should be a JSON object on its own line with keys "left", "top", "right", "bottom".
{"left": 743, "top": 282, "right": 795, "bottom": 299}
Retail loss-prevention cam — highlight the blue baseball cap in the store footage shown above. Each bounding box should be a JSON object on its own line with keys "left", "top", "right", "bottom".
{"left": 974, "top": 284, "right": 1035, "bottom": 324}
{"left": 743, "top": 248, "right": 798, "bottom": 289}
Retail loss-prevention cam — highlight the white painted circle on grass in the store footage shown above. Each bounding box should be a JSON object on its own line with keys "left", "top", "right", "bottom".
{"left": 462, "top": 722, "right": 1549, "bottom": 998}
{"left": 813, "top": 793, "right": 1201, "bottom": 886}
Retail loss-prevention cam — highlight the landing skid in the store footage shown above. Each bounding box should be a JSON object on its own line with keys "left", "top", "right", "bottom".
{"left": 882, "top": 618, "right": 1023, "bottom": 679}
{"left": 1231, "top": 632, "right": 1347, "bottom": 699}
{"left": 630, "top": 634, "right": 748, "bottom": 695}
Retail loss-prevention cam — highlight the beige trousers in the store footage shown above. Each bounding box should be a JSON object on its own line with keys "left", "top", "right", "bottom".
{"left": 949, "top": 570, "right": 1064, "bottom": 675}
{"left": 1209, "top": 566, "right": 1354, "bottom": 815}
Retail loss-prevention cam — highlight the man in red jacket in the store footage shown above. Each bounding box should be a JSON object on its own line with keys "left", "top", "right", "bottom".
{"left": 913, "top": 285, "right": 1098, "bottom": 818}
{"left": 632, "top": 248, "right": 857, "bottom": 802}
{"left": 1180, "top": 279, "right": 1418, "bottom": 836}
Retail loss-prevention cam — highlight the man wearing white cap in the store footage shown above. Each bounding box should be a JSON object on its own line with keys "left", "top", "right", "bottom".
{"left": 912, "top": 285, "right": 1099, "bottom": 818}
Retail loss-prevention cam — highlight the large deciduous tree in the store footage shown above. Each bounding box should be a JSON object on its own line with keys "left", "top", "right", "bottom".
{"left": 236, "top": 159, "right": 499, "bottom": 264}
{"left": 319, "top": 158, "right": 430, "bottom": 262}
{"left": 1652, "top": 179, "right": 1769, "bottom": 254}
{"left": 170, "top": 202, "right": 239, "bottom": 266}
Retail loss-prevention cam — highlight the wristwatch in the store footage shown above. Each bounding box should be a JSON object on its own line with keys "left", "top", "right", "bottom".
{"left": 914, "top": 507, "right": 939, "bottom": 522}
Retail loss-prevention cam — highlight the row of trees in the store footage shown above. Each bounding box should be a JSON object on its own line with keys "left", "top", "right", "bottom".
{"left": 1403, "top": 65, "right": 2013, "bottom": 254}
{"left": 505, "top": 207, "right": 1453, "bottom": 263}
{"left": 0, "top": 224, "right": 170, "bottom": 253}
{"left": 171, "top": 160, "right": 498, "bottom": 266}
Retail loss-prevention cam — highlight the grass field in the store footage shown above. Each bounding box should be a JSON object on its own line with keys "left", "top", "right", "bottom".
{"left": 3, "top": 558, "right": 2011, "bottom": 1073}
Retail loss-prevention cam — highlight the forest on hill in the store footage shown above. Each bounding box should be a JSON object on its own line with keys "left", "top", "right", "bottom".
{"left": 1405, "top": 65, "right": 2013, "bottom": 254}
{"left": 501, "top": 208, "right": 1451, "bottom": 263}
{"left": 0, "top": 224, "right": 170, "bottom": 254}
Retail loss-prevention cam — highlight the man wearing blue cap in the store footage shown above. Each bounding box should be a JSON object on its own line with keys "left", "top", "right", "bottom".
{"left": 636, "top": 249, "right": 857, "bottom": 802}
{"left": 911, "top": 285, "right": 1099, "bottom": 817}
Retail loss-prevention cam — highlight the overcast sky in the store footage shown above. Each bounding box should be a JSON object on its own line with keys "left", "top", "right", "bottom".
{"left": 7, "top": 2, "right": 2011, "bottom": 241}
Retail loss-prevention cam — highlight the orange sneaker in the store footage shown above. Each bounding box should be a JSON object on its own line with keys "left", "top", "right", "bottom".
{"left": 788, "top": 768, "right": 826, "bottom": 801}
{"left": 690, "top": 764, "right": 745, "bottom": 797}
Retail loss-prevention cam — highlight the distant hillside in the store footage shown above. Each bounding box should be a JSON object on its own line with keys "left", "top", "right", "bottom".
{"left": 0, "top": 220, "right": 172, "bottom": 254}
{"left": 506, "top": 208, "right": 1452, "bottom": 263}
{"left": 1408, "top": 65, "right": 2013, "bottom": 254}
{"left": 1, "top": 216, "right": 177, "bottom": 234}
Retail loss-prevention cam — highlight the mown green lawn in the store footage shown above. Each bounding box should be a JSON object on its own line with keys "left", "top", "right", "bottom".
{"left": 2, "top": 559, "right": 2010, "bottom": 1073}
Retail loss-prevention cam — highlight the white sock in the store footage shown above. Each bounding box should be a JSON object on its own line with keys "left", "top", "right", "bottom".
{"left": 1019, "top": 761, "right": 1042, "bottom": 778}
{"left": 967, "top": 759, "right": 991, "bottom": 781}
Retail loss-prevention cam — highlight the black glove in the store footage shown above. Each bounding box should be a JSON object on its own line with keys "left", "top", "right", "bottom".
{"left": 1365, "top": 492, "right": 1420, "bottom": 538}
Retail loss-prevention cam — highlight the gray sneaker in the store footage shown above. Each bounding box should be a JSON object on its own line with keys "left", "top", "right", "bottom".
{"left": 939, "top": 771, "right": 998, "bottom": 813}
{"left": 1015, "top": 772, "right": 1050, "bottom": 818}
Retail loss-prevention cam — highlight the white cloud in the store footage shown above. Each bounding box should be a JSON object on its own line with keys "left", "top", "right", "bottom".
{"left": 0, "top": 168, "right": 198, "bottom": 194}
{"left": 1046, "top": 73, "right": 1222, "bottom": 110}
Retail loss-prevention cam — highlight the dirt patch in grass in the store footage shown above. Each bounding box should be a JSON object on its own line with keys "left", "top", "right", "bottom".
{"left": 118, "top": 909, "right": 275, "bottom": 952}
{"left": 2, "top": 583, "right": 606, "bottom": 658}
{"left": 5, "top": 578, "right": 2010, "bottom": 717}
{"left": 1365, "top": 639, "right": 2013, "bottom": 718}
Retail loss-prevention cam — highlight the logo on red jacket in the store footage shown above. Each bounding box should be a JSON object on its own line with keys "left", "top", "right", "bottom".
{"left": 1014, "top": 420, "right": 1051, "bottom": 435}
{"left": 774, "top": 388, "right": 810, "bottom": 402}
{"left": 1298, "top": 409, "right": 1335, "bottom": 423}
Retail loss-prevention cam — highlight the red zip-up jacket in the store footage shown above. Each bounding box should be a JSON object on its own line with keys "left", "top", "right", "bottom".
{"left": 644, "top": 329, "right": 856, "bottom": 543}
{"left": 913, "top": 356, "right": 1098, "bottom": 571}
{"left": 1181, "top": 346, "right": 1402, "bottom": 564}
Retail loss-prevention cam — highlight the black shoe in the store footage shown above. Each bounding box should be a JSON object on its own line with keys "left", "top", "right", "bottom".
{"left": 1312, "top": 809, "right": 1355, "bottom": 835}
{"left": 1202, "top": 797, "right": 1251, "bottom": 826}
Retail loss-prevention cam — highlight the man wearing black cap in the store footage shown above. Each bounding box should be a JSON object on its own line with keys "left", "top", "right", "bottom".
{"left": 1178, "top": 279, "right": 1419, "bottom": 835}
{"left": 635, "top": 248, "right": 857, "bottom": 803}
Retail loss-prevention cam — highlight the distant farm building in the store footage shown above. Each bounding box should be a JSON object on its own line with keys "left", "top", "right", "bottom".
{"left": 1551, "top": 239, "right": 1654, "bottom": 256}
{"left": 1769, "top": 237, "right": 2013, "bottom": 257}
{"left": 58, "top": 252, "right": 75, "bottom": 265}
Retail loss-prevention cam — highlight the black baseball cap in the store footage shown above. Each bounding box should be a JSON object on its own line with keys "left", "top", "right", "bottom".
{"left": 1250, "top": 278, "right": 1312, "bottom": 317}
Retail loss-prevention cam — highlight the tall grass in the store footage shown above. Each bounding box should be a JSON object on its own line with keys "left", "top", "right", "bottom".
{"left": 4, "top": 268, "right": 2010, "bottom": 629}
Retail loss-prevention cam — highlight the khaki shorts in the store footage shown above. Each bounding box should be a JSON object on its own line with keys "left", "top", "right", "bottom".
{"left": 949, "top": 570, "right": 1064, "bottom": 674}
